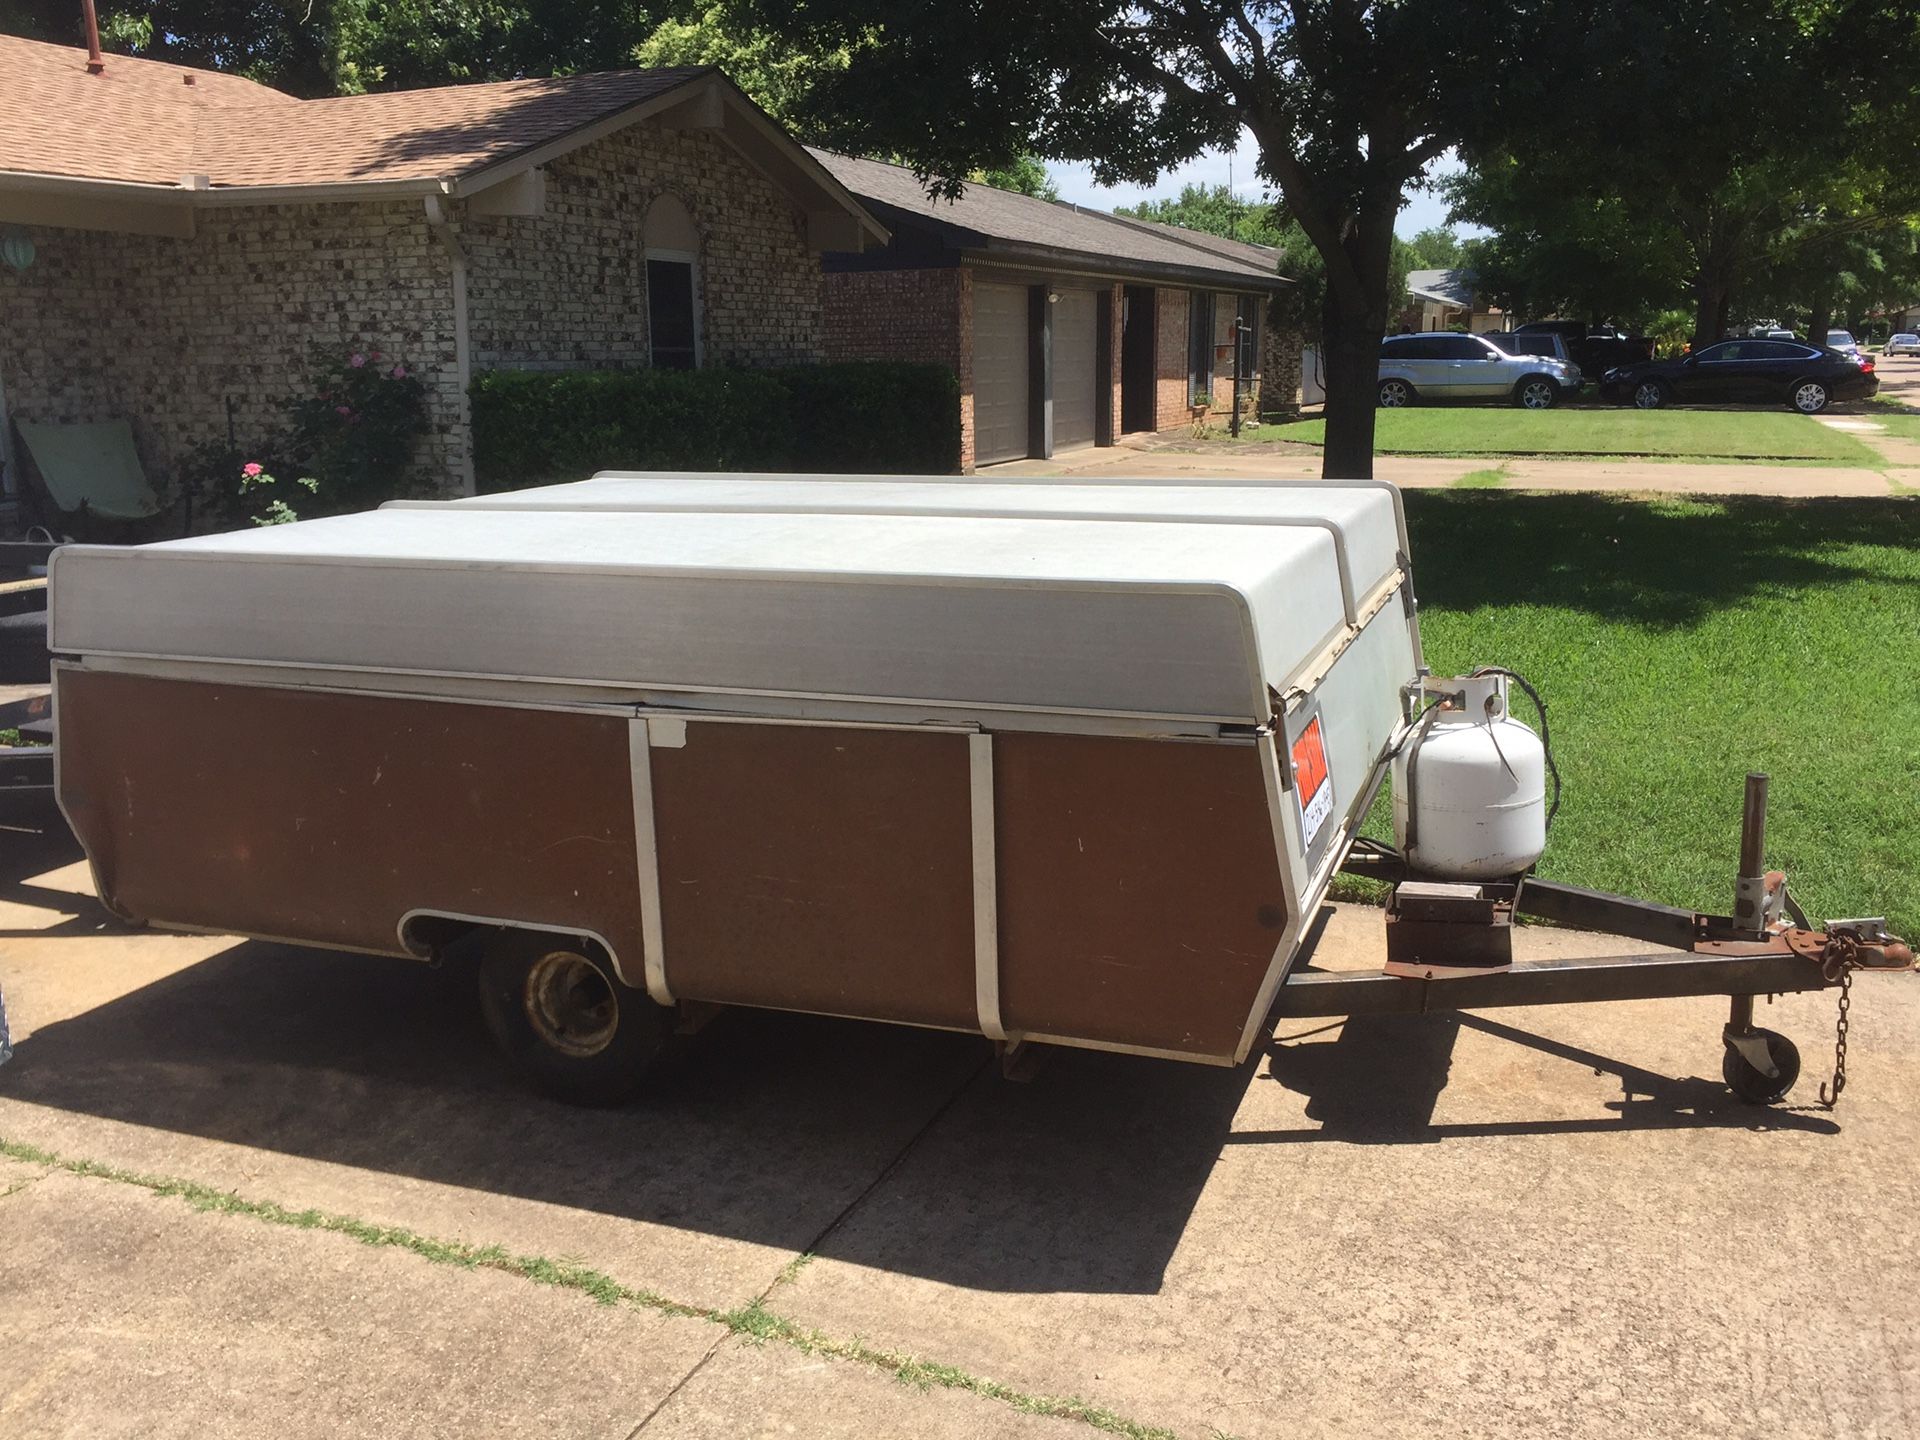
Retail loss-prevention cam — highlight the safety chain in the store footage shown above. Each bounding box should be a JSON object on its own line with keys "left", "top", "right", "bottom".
{"left": 1819, "top": 960, "right": 1854, "bottom": 1109}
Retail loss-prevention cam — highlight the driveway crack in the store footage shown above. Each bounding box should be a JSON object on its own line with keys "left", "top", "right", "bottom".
{"left": 623, "top": 1049, "right": 994, "bottom": 1438}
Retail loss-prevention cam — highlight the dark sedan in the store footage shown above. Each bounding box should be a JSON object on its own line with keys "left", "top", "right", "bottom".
{"left": 1601, "top": 338, "right": 1877, "bottom": 413}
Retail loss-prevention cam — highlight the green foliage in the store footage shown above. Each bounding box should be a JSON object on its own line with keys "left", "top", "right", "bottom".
{"left": 1115, "top": 184, "right": 1282, "bottom": 247}
{"left": 633, "top": 2, "right": 851, "bottom": 134}
{"left": 775, "top": 363, "right": 962, "bottom": 473}
{"left": 1451, "top": 0, "right": 1920, "bottom": 342}
{"left": 973, "top": 154, "right": 1060, "bottom": 200}
{"left": 238, "top": 464, "right": 320, "bottom": 525}
{"left": 289, "top": 348, "right": 430, "bottom": 508}
{"left": 470, "top": 363, "right": 961, "bottom": 488}
{"left": 0, "top": 0, "right": 675, "bottom": 96}
{"left": 1403, "top": 227, "right": 1473, "bottom": 271}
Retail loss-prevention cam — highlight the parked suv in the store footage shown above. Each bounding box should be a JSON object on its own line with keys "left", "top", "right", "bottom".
{"left": 1511, "top": 321, "right": 1655, "bottom": 376}
{"left": 1484, "top": 330, "right": 1586, "bottom": 388}
{"left": 1378, "top": 332, "right": 1580, "bottom": 409}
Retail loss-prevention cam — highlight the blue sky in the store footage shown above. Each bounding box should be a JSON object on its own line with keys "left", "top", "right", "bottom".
{"left": 1045, "top": 132, "right": 1476, "bottom": 239}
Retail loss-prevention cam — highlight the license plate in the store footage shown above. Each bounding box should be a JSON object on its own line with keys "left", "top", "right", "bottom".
{"left": 1291, "top": 714, "right": 1334, "bottom": 852}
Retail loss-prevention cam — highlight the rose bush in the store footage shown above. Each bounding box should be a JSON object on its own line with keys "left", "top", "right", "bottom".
{"left": 289, "top": 347, "right": 429, "bottom": 510}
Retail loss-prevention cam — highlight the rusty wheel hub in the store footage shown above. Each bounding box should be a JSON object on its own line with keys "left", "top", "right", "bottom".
{"left": 523, "top": 950, "right": 619, "bottom": 1058}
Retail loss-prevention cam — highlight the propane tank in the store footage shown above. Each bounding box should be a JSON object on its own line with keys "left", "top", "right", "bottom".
{"left": 1392, "top": 673, "right": 1547, "bottom": 880}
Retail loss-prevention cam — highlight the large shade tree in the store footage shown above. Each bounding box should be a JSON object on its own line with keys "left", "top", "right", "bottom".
{"left": 0, "top": 1, "right": 671, "bottom": 95}
{"left": 739, "top": 0, "right": 1543, "bottom": 478}
{"left": 1450, "top": 0, "right": 1920, "bottom": 348}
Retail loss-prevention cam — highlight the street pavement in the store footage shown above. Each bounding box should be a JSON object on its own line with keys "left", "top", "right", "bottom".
{"left": 3, "top": 796, "right": 1918, "bottom": 1439}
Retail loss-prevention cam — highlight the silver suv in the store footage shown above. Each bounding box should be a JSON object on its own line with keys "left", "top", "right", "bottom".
{"left": 1378, "top": 332, "right": 1581, "bottom": 409}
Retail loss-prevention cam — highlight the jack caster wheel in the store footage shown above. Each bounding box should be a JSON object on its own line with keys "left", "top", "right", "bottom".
{"left": 1722, "top": 1028, "right": 1800, "bottom": 1105}
{"left": 478, "top": 929, "right": 676, "bottom": 1105}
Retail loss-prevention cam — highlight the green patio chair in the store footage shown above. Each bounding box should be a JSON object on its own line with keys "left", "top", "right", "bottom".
{"left": 15, "top": 418, "right": 180, "bottom": 536}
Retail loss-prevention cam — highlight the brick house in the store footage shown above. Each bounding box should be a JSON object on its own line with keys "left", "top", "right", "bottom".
{"left": 0, "top": 35, "right": 884, "bottom": 503}
{"left": 811, "top": 152, "right": 1299, "bottom": 471}
{"left": 1402, "top": 268, "right": 1511, "bottom": 334}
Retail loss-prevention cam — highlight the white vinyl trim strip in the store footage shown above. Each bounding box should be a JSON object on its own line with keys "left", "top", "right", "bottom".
{"left": 630, "top": 716, "right": 673, "bottom": 1005}
{"left": 969, "top": 733, "right": 1007, "bottom": 1042}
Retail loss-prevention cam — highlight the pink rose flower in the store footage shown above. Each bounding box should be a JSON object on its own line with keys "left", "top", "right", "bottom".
{"left": 390, "top": 364, "right": 407, "bottom": 379}
{"left": 241, "top": 462, "right": 263, "bottom": 477}
{"left": 335, "top": 404, "right": 353, "bottom": 418}
{"left": 349, "top": 352, "right": 367, "bottom": 368}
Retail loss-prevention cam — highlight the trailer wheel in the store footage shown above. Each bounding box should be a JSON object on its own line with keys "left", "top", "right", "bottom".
{"left": 1722, "top": 1028, "right": 1801, "bottom": 1105}
{"left": 477, "top": 930, "right": 672, "bottom": 1105}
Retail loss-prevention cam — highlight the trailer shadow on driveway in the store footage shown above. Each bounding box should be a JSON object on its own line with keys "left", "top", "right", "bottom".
{"left": 1256, "top": 1010, "right": 1838, "bottom": 1143}
{"left": 0, "top": 808, "right": 1836, "bottom": 1302}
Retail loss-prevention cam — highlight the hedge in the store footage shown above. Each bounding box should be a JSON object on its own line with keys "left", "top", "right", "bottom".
{"left": 470, "top": 362, "right": 961, "bottom": 490}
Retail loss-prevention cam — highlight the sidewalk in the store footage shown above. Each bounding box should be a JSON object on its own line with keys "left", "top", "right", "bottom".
{"left": 988, "top": 443, "right": 1911, "bottom": 496}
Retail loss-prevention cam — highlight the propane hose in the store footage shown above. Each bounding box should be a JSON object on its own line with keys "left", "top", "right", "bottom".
{"left": 1471, "top": 666, "right": 1562, "bottom": 831}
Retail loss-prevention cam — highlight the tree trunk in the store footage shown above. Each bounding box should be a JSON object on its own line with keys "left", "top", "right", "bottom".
{"left": 1807, "top": 294, "right": 1832, "bottom": 350}
{"left": 1691, "top": 275, "right": 1730, "bottom": 350}
{"left": 1320, "top": 288, "right": 1385, "bottom": 480}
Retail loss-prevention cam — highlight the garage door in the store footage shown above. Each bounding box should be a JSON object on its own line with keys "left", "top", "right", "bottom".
{"left": 973, "top": 283, "right": 1031, "bottom": 465}
{"left": 1051, "top": 289, "right": 1099, "bottom": 451}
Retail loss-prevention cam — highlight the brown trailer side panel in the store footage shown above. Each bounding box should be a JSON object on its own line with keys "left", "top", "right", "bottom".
{"left": 993, "top": 732, "right": 1288, "bottom": 1058}
{"left": 647, "top": 721, "right": 979, "bottom": 1030}
{"left": 55, "top": 669, "right": 648, "bottom": 967}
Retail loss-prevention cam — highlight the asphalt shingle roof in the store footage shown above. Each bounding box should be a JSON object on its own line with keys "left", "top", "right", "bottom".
{"left": 809, "top": 150, "right": 1290, "bottom": 288}
{"left": 1406, "top": 268, "right": 1476, "bottom": 308}
{"left": 0, "top": 34, "right": 707, "bottom": 189}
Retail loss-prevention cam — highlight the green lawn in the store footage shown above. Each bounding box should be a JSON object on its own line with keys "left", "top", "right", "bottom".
{"left": 1344, "top": 493, "right": 1920, "bottom": 934}
{"left": 1865, "top": 410, "right": 1920, "bottom": 442}
{"left": 1275, "top": 408, "right": 1885, "bottom": 464}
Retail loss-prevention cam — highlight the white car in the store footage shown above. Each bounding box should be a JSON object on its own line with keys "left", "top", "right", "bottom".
{"left": 1826, "top": 329, "right": 1862, "bottom": 359}
{"left": 1886, "top": 333, "right": 1920, "bottom": 356}
{"left": 1378, "top": 332, "right": 1582, "bottom": 409}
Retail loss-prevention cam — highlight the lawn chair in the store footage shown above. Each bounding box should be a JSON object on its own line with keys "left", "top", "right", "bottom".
{"left": 14, "top": 418, "right": 187, "bottom": 539}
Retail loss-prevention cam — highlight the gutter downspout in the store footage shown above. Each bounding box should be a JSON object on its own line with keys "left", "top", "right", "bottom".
{"left": 424, "top": 194, "right": 477, "bottom": 496}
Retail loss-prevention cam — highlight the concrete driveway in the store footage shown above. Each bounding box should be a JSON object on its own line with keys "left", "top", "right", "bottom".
{"left": 3, "top": 798, "right": 1918, "bottom": 1439}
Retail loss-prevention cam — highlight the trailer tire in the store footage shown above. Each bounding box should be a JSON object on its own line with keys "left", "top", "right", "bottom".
{"left": 1722, "top": 1029, "right": 1800, "bottom": 1105}
{"left": 477, "top": 930, "right": 673, "bottom": 1106}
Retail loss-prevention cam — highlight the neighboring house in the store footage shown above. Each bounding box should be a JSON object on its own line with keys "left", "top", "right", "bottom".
{"left": 809, "top": 152, "right": 1299, "bottom": 470}
{"left": 0, "top": 35, "right": 884, "bottom": 502}
{"left": 1402, "top": 268, "right": 1510, "bottom": 335}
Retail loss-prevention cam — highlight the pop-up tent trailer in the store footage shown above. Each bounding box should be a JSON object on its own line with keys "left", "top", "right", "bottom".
{"left": 48, "top": 474, "right": 1909, "bottom": 1105}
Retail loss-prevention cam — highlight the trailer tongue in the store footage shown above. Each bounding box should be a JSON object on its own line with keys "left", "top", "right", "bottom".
{"left": 47, "top": 473, "right": 1909, "bottom": 1105}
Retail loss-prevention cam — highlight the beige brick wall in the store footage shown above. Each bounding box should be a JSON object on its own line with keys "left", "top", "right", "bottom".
{"left": 0, "top": 118, "right": 832, "bottom": 512}
{"left": 463, "top": 120, "right": 823, "bottom": 371}
{"left": 0, "top": 200, "right": 463, "bottom": 497}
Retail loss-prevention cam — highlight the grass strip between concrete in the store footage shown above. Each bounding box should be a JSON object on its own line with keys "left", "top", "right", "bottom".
{"left": 0, "top": 1135, "right": 1178, "bottom": 1440}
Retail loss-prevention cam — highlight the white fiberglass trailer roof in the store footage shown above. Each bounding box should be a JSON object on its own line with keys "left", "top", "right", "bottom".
{"left": 404, "top": 473, "right": 1407, "bottom": 619}
{"left": 49, "top": 476, "right": 1408, "bottom": 727}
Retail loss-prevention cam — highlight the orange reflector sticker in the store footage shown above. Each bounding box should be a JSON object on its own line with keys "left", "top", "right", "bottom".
{"left": 1292, "top": 714, "right": 1334, "bottom": 850}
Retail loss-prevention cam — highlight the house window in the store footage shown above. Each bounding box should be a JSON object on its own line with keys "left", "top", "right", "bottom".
{"left": 1187, "top": 290, "right": 1215, "bottom": 399}
{"left": 647, "top": 256, "right": 699, "bottom": 369}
